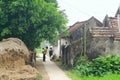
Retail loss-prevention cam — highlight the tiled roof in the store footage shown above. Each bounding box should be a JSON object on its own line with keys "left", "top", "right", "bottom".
{"left": 91, "top": 16, "right": 120, "bottom": 41}
{"left": 109, "top": 17, "right": 118, "bottom": 32}
{"left": 91, "top": 27, "right": 113, "bottom": 37}
{"left": 67, "top": 7, "right": 120, "bottom": 41}
{"left": 68, "top": 22, "right": 84, "bottom": 32}
{"left": 109, "top": 17, "right": 120, "bottom": 41}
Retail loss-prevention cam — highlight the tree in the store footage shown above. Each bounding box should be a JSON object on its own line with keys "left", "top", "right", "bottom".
{"left": 44, "top": 0, "right": 58, "bottom": 7}
{"left": 0, "top": 0, "right": 68, "bottom": 50}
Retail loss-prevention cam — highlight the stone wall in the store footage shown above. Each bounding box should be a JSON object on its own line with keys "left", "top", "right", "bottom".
{"left": 63, "top": 27, "right": 120, "bottom": 66}
{"left": 86, "top": 37, "right": 110, "bottom": 59}
{"left": 87, "top": 37, "right": 120, "bottom": 59}
{"left": 71, "top": 35, "right": 120, "bottom": 60}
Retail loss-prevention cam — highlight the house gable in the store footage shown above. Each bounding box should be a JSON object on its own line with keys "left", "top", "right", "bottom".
{"left": 87, "top": 16, "right": 103, "bottom": 28}
{"left": 115, "top": 6, "right": 120, "bottom": 17}
{"left": 69, "top": 16, "right": 104, "bottom": 42}
{"left": 103, "top": 15, "right": 110, "bottom": 27}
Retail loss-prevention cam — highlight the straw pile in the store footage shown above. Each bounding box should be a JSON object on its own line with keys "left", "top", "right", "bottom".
{"left": 0, "top": 38, "right": 38, "bottom": 80}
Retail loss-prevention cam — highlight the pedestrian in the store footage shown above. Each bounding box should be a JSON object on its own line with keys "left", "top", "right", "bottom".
{"left": 42, "top": 46, "right": 48, "bottom": 62}
{"left": 42, "top": 48, "right": 45, "bottom": 62}
{"left": 49, "top": 46, "right": 53, "bottom": 61}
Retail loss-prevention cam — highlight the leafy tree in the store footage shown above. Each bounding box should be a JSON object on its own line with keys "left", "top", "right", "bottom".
{"left": 44, "top": 0, "right": 58, "bottom": 7}
{"left": 0, "top": 0, "right": 68, "bottom": 50}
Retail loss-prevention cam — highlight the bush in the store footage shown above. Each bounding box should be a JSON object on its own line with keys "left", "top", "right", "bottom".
{"left": 52, "top": 54, "right": 57, "bottom": 61}
{"left": 74, "top": 55, "right": 120, "bottom": 76}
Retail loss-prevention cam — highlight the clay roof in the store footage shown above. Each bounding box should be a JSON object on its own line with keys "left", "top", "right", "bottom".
{"left": 91, "top": 27, "right": 113, "bottom": 37}
{"left": 91, "top": 17, "right": 120, "bottom": 39}
{"left": 68, "top": 7, "right": 120, "bottom": 40}
{"left": 109, "top": 17, "right": 120, "bottom": 40}
{"left": 91, "top": 14, "right": 120, "bottom": 40}
{"left": 68, "top": 17, "right": 103, "bottom": 33}
{"left": 109, "top": 17, "right": 118, "bottom": 32}
{"left": 68, "top": 21, "right": 84, "bottom": 32}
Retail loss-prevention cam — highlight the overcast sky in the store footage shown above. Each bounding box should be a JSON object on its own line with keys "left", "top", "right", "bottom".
{"left": 57, "top": 0, "right": 120, "bottom": 26}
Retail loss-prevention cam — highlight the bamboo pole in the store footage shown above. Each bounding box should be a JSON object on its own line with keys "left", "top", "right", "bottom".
{"left": 83, "top": 23, "right": 86, "bottom": 56}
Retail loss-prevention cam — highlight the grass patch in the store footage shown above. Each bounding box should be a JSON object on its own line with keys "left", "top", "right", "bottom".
{"left": 66, "top": 69, "right": 120, "bottom": 80}
{"left": 35, "top": 48, "right": 42, "bottom": 54}
{"left": 66, "top": 70, "right": 82, "bottom": 80}
{"left": 36, "top": 73, "right": 42, "bottom": 80}
{"left": 82, "top": 74, "right": 120, "bottom": 80}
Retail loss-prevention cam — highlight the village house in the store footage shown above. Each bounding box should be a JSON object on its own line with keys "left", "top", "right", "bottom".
{"left": 60, "top": 7, "right": 120, "bottom": 66}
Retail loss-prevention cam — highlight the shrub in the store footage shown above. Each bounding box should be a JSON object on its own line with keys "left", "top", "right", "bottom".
{"left": 52, "top": 54, "right": 57, "bottom": 61}
{"left": 74, "top": 55, "right": 120, "bottom": 76}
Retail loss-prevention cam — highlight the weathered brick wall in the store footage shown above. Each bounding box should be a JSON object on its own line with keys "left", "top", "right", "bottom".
{"left": 87, "top": 37, "right": 120, "bottom": 59}
{"left": 105, "top": 40, "right": 120, "bottom": 55}
{"left": 69, "top": 26, "right": 120, "bottom": 63}
{"left": 86, "top": 37, "right": 110, "bottom": 60}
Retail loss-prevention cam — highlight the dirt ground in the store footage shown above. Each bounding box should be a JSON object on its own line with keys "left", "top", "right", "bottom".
{"left": 36, "top": 60, "right": 49, "bottom": 80}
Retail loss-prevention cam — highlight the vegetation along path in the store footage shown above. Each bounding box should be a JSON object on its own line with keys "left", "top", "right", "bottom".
{"left": 36, "top": 54, "right": 71, "bottom": 80}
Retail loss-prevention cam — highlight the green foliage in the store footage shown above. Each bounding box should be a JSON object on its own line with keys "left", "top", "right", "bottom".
{"left": 82, "top": 73, "right": 120, "bottom": 80}
{"left": 0, "top": 0, "right": 68, "bottom": 50}
{"left": 35, "top": 48, "right": 42, "bottom": 54}
{"left": 67, "top": 69, "right": 120, "bottom": 80}
{"left": 63, "top": 30, "right": 70, "bottom": 37}
{"left": 44, "top": 0, "right": 58, "bottom": 7}
{"left": 74, "top": 55, "right": 120, "bottom": 77}
{"left": 66, "top": 70, "right": 82, "bottom": 80}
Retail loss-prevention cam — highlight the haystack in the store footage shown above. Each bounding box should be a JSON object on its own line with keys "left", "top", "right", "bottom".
{"left": 0, "top": 38, "right": 38, "bottom": 80}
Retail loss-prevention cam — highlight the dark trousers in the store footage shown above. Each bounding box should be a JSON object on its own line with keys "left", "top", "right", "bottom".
{"left": 43, "top": 54, "right": 46, "bottom": 61}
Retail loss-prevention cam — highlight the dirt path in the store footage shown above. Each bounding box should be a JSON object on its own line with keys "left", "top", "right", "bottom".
{"left": 36, "top": 54, "right": 71, "bottom": 80}
{"left": 36, "top": 60, "right": 50, "bottom": 80}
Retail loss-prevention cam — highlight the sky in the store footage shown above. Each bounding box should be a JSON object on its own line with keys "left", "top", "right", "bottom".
{"left": 57, "top": 0, "right": 120, "bottom": 26}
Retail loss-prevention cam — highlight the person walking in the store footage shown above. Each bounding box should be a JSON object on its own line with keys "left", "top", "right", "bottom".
{"left": 49, "top": 46, "right": 53, "bottom": 61}
{"left": 42, "top": 47, "right": 48, "bottom": 62}
{"left": 42, "top": 48, "right": 45, "bottom": 62}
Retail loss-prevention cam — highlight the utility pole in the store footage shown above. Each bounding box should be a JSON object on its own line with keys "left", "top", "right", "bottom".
{"left": 83, "top": 23, "right": 86, "bottom": 56}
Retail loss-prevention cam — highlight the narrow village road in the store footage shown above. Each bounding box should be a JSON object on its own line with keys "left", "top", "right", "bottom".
{"left": 36, "top": 54, "right": 71, "bottom": 80}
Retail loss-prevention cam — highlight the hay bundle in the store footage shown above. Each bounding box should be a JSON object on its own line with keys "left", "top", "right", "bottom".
{"left": 0, "top": 38, "right": 29, "bottom": 68}
{"left": 0, "top": 38, "right": 38, "bottom": 80}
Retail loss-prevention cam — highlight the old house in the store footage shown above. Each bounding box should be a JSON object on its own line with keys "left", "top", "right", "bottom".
{"left": 61, "top": 7, "right": 120, "bottom": 66}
